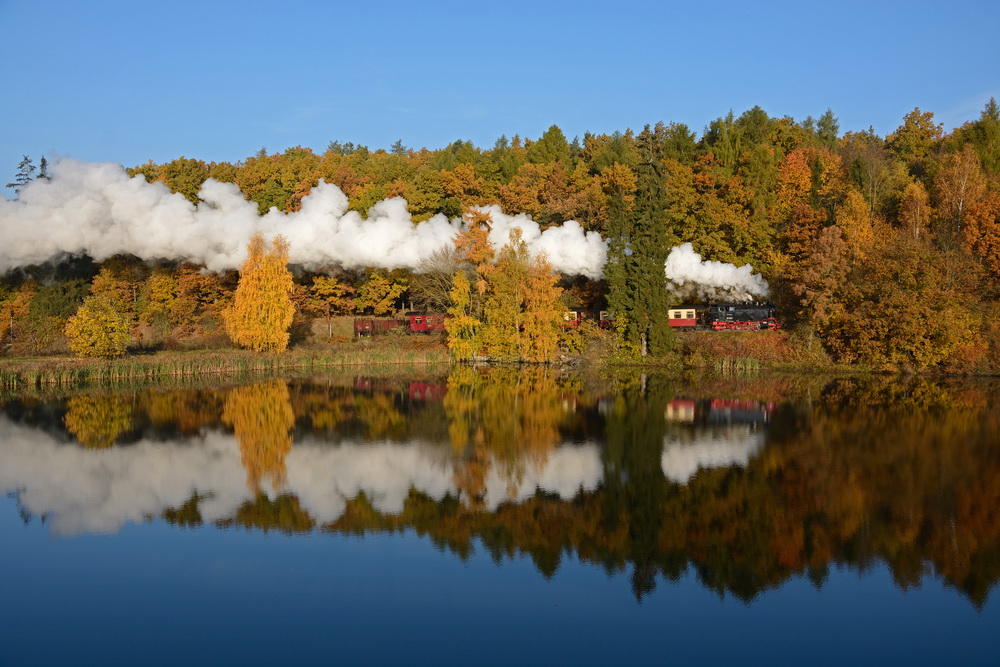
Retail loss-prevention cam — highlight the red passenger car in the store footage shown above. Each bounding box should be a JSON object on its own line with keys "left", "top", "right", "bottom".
{"left": 406, "top": 312, "right": 447, "bottom": 333}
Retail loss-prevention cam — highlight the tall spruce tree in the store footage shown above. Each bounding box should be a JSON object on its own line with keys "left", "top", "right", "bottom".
{"left": 606, "top": 124, "right": 675, "bottom": 357}
{"left": 604, "top": 179, "right": 632, "bottom": 329}
{"left": 6, "top": 155, "right": 36, "bottom": 195}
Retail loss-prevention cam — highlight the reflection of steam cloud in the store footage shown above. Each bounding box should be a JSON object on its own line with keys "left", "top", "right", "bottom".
{"left": 0, "top": 420, "right": 249, "bottom": 535}
{"left": 282, "top": 440, "right": 454, "bottom": 522}
{"left": 0, "top": 417, "right": 602, "bottom": 536}
{"left": 286, "top": 437, "right": 602, "bottom": 521}
{"left": 661, "top": 426, "right": 765, "bottom": 484}
{"left": 0, "top": 159, "right": 607, "bottom": 278}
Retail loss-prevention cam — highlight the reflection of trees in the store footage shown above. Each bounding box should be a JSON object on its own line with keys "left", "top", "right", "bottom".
{"left": 444, "top": 366, "right": 564, "bottom": 508}
{"left": 287, "top": 377, "right": 415, "bottom": 440}
{"left": 40, "top": 373, "right": 1000, "bottom": 607}
{"left": 162, "top": 493, "right": 206, "bottom": 528}
{"left": 222, "top": 380, "right": 294, "bottom": 493}
{"left": 291, "top": 382, "right": 351, "bottom": 432}
{"left": 762, "top": 380, "right": 1000, "bottom": 606}
{"left": 324, "top": 375, "right": 999, "bottom": 606}
{"left": 354, "top": 392, "right": 406, "bottom": 439}
{"left": 63, "top": 393, "right": 134, "bottom": 448}
{"left": 601, "top": 373, "right": 677, "bottom": 600}
{"left": 220, "top": 494, "right": 314, "bottom": 534}
{"left": 140, "top": 389, "right": 227, "bottom": 436}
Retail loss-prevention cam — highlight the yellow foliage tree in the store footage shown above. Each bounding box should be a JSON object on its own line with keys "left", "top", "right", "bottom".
{"left": 137, "top": 272, "right": 179, "bottom": 325}
{"left": 835, "top": 188, "right": 879, "bottom": 264}
{"left": 224, "top": 233, "right": 295, "bottom": 353}
{"left": 480, "top": 229, "right": 564, "bottom": 362}
{"left": 522, "top": 252, "right": 564, "bottom": 362}
{"left": 64, "top": 293, "right": 135, "bottom": 358}
{"left": 307, "top": 275, "right": 355, "bottom": 337}
{"left": 481, "top": 229, "right": 530, "bottom": 359}
{"left": 445, "top": 270, "right": 481, "bottom": 361}
{"left": 355, "top": 269, "right": 407, "bottom": 316}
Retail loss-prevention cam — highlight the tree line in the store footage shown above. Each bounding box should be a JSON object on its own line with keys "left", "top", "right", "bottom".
{"left": 3, "top": 101, "right": 1000, "bottom": 369}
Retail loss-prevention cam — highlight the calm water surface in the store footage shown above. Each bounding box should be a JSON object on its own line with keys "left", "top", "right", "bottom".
{"left": 1, "top": 368, "right": 998, "bottom": 666}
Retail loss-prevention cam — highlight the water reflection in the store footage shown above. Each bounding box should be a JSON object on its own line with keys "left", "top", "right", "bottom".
{"left": 223, "top": 379, "right": 294, "bottom": 492}
{"left": 1, "top": 371, "right": 998, "bottom": 607}
{"left": 64, "top": 393, "right": 134, "bottom": 448}
{"left": 662, "top": 398, "right": 770, "bottom": 484}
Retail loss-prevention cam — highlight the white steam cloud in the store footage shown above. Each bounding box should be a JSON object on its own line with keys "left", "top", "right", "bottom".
{"left": 2, "top": 159, "right": 771, "bottom": 299}
{"left": 0, "top": 159, "right": 607, "bottom": 277}
{"left": 665, "top": 243, "right": 770, "bottom": 302}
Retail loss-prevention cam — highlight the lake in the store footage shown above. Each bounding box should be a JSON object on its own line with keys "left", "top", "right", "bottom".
{"left": 1, "top": 368, "right": 998, "bottom": 666}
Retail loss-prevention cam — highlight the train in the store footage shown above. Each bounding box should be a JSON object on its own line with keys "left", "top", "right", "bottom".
{"left": 668, "top": 303, "right": 781, "bottom": 331}
{"left": 564, "top": 303, "right": 781, "bottom": 332}
{"left": 354, "top": 303, "right": 780, "bottom": 337}
{"left": 354, "top": 312, "right": 447, "bottom": 336}
{"left": 666, "top": 398, "right": 778, "bottom": 425}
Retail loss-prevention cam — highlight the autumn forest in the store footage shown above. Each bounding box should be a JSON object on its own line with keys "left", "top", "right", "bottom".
{"left": 3, "top": 102, "right": 1000, "bottom": 372}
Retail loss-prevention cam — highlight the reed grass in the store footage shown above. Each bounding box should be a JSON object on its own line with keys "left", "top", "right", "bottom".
{"left": 713, "top": 356, "right": 762, "bottom": 375}
{"left": 0, "top": 343, "right": 451, "bottom": 392}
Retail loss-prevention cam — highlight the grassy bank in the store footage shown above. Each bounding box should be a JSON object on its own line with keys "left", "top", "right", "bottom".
{"left": 676, "top": 330, "right": 838, "bottom": 373}
{"left": 0, "top": 338, "right": 451, "bottom": 391}
{"left": 2, "top": 325, "right": 953, "bottom": 394}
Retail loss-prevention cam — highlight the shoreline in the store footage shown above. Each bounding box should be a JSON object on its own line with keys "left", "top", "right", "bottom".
{"left": 3, "top": 342, "right": 994, "bottom": 394}
{"left": 0, "top": 344, "right": 452, "bottom": 391}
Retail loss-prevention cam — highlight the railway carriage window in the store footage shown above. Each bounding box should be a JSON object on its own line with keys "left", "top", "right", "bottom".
{"left": 415, "top": 316, "right": 423, "bottom": 324}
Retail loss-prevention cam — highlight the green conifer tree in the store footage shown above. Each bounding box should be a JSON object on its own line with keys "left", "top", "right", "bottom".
{"left": 6, "top": 155, "right": 36, "bottom": 196}
{"left": 607, "top": 124, "right": 676, "bottom": 357}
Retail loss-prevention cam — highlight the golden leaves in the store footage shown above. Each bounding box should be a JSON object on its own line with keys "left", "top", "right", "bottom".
{"left": 223, "top": 233, "right": 295, "bottom": 353}
{"left": 223, "top": 380, "right": 295, "bottom": 493}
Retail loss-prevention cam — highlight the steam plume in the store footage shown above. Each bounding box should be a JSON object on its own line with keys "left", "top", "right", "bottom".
{"left": 0, "top": 159, "right": 606, "bottom": 277}
{"left": 2, "top": 159, "right": 771, "bottom": 299}
{"left": 665, "top": 243, "right": 769, "bottom": 302}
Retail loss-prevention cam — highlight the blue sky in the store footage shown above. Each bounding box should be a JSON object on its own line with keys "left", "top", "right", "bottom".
{"left": 2, "top": 0, "right": 998, "bottom": 186}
